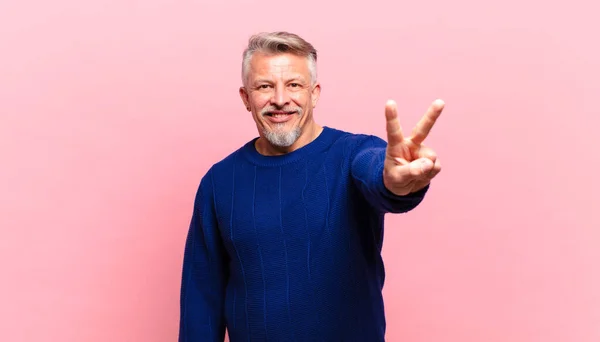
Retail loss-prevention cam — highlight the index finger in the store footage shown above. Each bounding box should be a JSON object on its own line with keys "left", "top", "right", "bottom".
{"left": 385, "top": 100, "right": 405, "bottom": 148}
{"left": 410, "top": 99, "right": 445, "bottom": 145}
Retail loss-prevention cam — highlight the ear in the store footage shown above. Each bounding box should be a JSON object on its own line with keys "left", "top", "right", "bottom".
{"left": 239, "top": 86, "right": 251, "bottom": 111}
{"left": 311, "top": 83, "right": 321, "bottom": 108}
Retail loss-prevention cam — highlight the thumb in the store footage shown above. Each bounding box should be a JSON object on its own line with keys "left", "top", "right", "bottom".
{"left": 406, "top": 158, "right": 434, "bottom": 178}
{"left": 387, "top": 157, "right": 434, "bottom": 181}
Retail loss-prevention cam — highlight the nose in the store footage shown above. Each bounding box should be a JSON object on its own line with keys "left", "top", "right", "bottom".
{"left": 270, "top": 83, "right": 290, "bottom": 108}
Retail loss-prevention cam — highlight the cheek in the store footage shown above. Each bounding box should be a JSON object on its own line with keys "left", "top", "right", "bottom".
{"left": 249, "top": 94, "right": 270, "bottom": 109}
{"left": 291, "top": 93, "right": 310, "bottom": 106}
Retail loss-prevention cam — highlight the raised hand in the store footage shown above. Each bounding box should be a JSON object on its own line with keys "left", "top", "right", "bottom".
{"left": 383, "top": 99, "right": 444, "bottom": 196}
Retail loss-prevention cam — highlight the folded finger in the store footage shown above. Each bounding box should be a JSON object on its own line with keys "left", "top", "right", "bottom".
{"left": 426, "top": 157, "right": 442, "bottom": 179}
{"left": 394, "top": 157, "right": 434, "bottom": 180}
{"left": 415, "top": 145, "right": 437, "bottom": 164}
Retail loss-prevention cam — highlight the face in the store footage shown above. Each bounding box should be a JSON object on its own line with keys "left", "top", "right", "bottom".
{"left": 239, "top": 52, "right": 320, "bottom": 150}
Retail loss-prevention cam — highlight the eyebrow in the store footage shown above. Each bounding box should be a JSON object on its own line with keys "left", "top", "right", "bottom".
{"left": 253, "top": 76, "right": 307, "bottom": 85}
{"left": 253, "top": 78, "right": 273, "bottom": 84}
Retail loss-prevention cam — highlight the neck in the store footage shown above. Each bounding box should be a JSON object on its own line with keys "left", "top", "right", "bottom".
{"left": 256, "top": 122, "right": 323, "bottom": 156}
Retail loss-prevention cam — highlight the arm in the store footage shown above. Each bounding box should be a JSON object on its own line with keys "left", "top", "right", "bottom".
{"left": 179, "top": 169, "right": 228, "bottom": 342}
{"left": 351, "top": 135, "right": 429, "bottom": 214}
{"left": 350, "top": 98, "right": 445, "bottom": 213}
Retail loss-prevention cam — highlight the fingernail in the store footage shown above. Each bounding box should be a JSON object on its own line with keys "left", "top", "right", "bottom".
{"left": 421, "top": 159, "right": 433, "bottom": 172}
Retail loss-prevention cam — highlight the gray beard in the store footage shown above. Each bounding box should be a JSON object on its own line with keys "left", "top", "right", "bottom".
{"left": 260, "top": 106, "right": 305, "bottom": 148}
{"left": 263, "top": 125, "right": 302, "bottom": 147}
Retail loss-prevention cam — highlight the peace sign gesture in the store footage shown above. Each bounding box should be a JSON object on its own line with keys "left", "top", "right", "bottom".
{"left": 383, "top": 99, "right": 444, "bottom": 196}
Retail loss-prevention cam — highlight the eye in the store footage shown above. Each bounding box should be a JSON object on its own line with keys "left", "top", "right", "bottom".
{"left": 259, "top": 84, "right": 271, "bottom": 89}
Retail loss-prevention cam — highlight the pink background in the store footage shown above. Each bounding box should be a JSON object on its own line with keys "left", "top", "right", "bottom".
{"left": 1, "top": 0, "right": 599, "bottom": 341}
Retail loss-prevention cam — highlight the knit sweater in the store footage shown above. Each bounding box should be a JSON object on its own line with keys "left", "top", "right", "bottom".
{"left": 178, "top": 126, "right": 429, "bottom": 342}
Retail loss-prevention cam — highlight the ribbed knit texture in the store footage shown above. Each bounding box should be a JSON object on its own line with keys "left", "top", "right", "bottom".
{"left": 179, "top": 126, "right": 429, "bottom": 342}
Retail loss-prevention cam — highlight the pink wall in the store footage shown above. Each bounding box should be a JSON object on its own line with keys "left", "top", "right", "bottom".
{"left": 1, "top": 0, "right": 599, "bottom": 341}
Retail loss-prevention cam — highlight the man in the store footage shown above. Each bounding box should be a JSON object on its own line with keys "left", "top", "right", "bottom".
{"left": 178, "top": 31, "right": 444, "bottom": 342}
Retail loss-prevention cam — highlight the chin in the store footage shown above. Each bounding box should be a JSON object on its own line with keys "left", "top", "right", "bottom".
{"left": 263, "top": 126, "right": 302, "bottom": 147}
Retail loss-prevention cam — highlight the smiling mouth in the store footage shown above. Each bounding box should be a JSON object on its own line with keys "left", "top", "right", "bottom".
{"left": 265, "top": 111, "right": 296, "bottom": 117}
{"left": 263, "top": 110, "right": 297, "bottom": 124}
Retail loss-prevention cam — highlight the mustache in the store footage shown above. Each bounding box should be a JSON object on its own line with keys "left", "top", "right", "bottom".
{"left": 260, "top": 106, "right": 303, "bottom": 116}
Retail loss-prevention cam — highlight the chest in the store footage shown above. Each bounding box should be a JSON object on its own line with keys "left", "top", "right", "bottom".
{"left": 212, "top": 160, "right": 350, "bottom": 251}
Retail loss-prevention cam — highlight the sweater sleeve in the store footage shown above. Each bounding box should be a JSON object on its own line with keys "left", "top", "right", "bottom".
{"left": 350, "top": 135, "right": 429, "bottom": 214}
{"left": 179, "top": 169, "right": 229, "bottom": 342}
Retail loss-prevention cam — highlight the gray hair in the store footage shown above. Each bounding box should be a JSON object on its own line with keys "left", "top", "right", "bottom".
{"left": 241, "top": 31, "right": 318, "bottom": 87}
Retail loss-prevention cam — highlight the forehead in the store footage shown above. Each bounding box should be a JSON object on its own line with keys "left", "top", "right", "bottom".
{"left": 249, "top": 52, "right": 310, "bottom": 79}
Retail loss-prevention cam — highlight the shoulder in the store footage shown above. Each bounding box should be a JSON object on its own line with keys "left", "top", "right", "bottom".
{"left": 326, "top": 126, "right": 388, "bottom": 153}
{"left": 195, "top": 139, "right": 254, "bottom": 191}
{"left": 207, "top": 139, "right": 253, "bottom": 172}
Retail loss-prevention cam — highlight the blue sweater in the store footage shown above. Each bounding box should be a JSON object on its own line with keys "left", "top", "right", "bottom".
{"left": 179, "top": 126, "right": 429, "bottom": 342}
